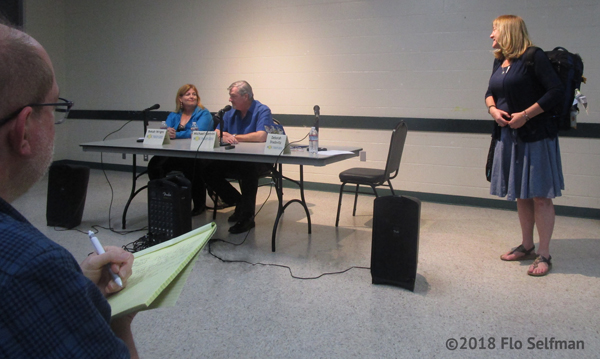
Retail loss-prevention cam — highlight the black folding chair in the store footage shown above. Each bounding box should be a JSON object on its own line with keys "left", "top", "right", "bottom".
{"left": 335, "top": 121, "right": 408, "bottom": 227}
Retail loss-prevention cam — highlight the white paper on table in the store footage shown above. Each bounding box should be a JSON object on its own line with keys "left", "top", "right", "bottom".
{"left": 317, "top": 150, "right": 355, "bottom": 156}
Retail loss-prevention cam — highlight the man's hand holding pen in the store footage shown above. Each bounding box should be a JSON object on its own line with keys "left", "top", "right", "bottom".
{"left": 81, "top": 246, "right": 134, "bottom": 297}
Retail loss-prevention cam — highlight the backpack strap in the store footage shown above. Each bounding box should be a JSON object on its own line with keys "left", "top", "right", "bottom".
{"left": 523, "top": 46, "right": 540, "bottom": 67}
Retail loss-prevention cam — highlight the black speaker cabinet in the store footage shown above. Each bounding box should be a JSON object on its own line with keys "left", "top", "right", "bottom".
{"left": 371, "top": 195, "right": 421, "bottom": 291}
{"left": 0, "top": 0, "right": 24, "bottom": 27}
{"left": 147, "top": 174, "right": 192, "bottom": 243}
{"left": 46, "top": 163, "right": 90, "bottom": 229}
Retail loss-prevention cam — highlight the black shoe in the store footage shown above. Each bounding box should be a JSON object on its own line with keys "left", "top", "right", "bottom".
{"left": 216, "top": 198, "right": 235, "bottom": 210}
{"left": 229, "top": 218, "right": 255, "bottom": 234}
{"left": 191, "top": 206, "right": 206, "bottom": 216}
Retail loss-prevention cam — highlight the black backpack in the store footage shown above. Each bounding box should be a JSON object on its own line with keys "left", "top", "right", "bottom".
{"left": 524, "top": 46, "right": 585, "bottom": 131}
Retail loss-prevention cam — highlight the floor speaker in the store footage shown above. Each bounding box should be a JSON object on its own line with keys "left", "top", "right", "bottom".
{"left": 147, "top": 173, "right": 192, "bottom": 243}
{"left": 371, "top": 195, "right": 421, "bottom": 291}
{"left": 46, "top": 163, "right": 90, "bottom": 229}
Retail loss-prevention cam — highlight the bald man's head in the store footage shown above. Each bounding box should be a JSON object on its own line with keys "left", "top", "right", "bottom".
{"left": 0, "top": 24, "right": 57, "bottom": 203}
{"left": 0, "top": 24, "right": 54, "bottom": 120}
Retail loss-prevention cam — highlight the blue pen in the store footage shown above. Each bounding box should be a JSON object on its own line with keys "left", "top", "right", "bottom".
{"left": 88, "top": 231, "right": 123, "bottom": 287}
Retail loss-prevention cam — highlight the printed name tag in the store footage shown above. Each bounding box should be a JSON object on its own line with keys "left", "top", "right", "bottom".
{"left": 264, "top": 134, "right": 290, "bottom": 155}
{"left": 143, "top": 129, "right": 170, "bottom": 145}
{"left": 190, "top": 131, "right": 219, "bottom": 151}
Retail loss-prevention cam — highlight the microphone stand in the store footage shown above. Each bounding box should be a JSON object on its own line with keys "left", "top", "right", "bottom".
{"left": 143, "top": 110, "right": 149, "bottom": 136}
{"left": 219, "top": 117, "right": 235, "bottom": 149}
{"left": 313, "top": 105, "right": 325, "bottom": 151}
{"left": 219, "top": 117, "right": 226, "bottom": 146}
{"left": 213, "top": 112, "right": 227, "bottom": 146}
{"left": 213, "top": 106, "right": 234, "bottom": 148}
{"left": 313, "top": 105, "right": 320, "bottom": 133}
{"left": 141, "top": 104, "right": 160, "bottom": 136}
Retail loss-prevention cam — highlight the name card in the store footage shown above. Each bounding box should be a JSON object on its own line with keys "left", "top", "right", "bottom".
{"left": 143, "top": 129, "right": 170, "bottom": 145}
{"left": 264, "top": 134, "right": 291, "bottom": 155}
{"left": 190, "top": 131, "right": 219, "bottom": 151}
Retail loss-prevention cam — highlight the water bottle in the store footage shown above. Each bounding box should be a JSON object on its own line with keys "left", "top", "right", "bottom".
{"left": 570, "top": 107, "right": 578, "bottom": 129}
{"left": 190, "top": 121, "right": 198, "bottom": 132}
{"left": 308, "top": 127, "right": 318, "bottom": 154}
{"left": 160, "top": 121, "right": 168, "bottom": 130}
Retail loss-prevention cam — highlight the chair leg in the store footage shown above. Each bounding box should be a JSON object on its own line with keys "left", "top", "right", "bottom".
{"left": 206, "top": 188, "right": 218, "bottom": 220}
{"left": 212, "top": 194, "right": 218, "bottom": 220}
{"left": 352, "top": 184, "right": 360, "bottom": 216}
{"left": 388, "top": 181, "right": 395, "bottom": 196}
{"left": 335, "top": 183, "right": 346, "bottom": 227}
{"left": 370, "top": 185, "right": 379, "bottom": 198}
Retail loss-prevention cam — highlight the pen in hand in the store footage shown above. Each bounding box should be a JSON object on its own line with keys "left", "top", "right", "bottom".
{"left": 88, "top": 230, "right": 123, "bottom": 287}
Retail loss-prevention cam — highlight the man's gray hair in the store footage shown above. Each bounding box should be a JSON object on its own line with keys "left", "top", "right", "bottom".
{"left": 228, "top": 80, "right": 253, "bottom": 100}
{"left": 0, "top": 24, "right": 54, "bottom": 119}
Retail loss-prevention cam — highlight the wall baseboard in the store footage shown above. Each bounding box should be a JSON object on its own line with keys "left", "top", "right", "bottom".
{"left": 68, "top": 110, "right": 600, "bottom": 139}
{"left": 54, "top": 159, "right": 600, "bottom": 220}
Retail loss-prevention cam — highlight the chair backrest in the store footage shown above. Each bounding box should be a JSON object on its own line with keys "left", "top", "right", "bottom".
{"left": 264, "top": 118, "right": 285, "bottom": 135}
{"left": 382, "top": 121, "right": 408, "bottom": 182}
{"left": 212, "top": 113, "right": 221, "bottom": 130}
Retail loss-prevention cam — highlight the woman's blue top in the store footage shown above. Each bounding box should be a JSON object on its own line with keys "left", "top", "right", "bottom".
{"left": 165, "top": 106, "right": 213, "bottom": 139}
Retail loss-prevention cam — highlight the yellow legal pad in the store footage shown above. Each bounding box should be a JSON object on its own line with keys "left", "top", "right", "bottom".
{"left": 108, "top": 222, "right": 217, "bottom": 318}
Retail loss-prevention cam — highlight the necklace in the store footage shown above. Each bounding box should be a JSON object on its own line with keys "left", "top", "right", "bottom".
{"left": 502, "top": 65, "right": 511, "bottom": 74}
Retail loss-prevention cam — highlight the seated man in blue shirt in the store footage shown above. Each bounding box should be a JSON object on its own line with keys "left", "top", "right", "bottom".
{"left": 0, "top": 23, "right": 137, "bottom": 358}
{"left": 207, "top": 81, "right": 274, "bottom": 234}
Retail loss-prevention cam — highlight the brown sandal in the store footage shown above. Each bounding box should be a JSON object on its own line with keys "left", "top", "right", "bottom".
{"left": 527, "top": 255, "right": 552, "bottom": 277}
{"left": 500, "top": 244, "right": 536, "bottom": 261}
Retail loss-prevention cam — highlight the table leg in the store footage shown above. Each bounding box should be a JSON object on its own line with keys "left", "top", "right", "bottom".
{"left": 271, "top": 164, "right": 312, "bottom": 252}
{"left": 121, "top": 154, "right": 148, "bottom": 229}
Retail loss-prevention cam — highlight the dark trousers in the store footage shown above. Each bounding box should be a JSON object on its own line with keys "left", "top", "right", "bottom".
{"left": 147, "top": 156, "right": 207, "bottom": 210}
{"left": 203, "top": 161, "right": 272, "bottom": 220}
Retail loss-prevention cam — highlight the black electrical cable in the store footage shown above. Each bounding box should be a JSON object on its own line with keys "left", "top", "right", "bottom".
{"left": 97, "top": 116, "right": 151, "bottom": 236}
{"left": 205, "top": 128, "right": 371, "bottom": 280}
{"left": 52, "top": 116, "right": 149, "bottom": 236}
{"left": 207, "top": 238, "right": 370, "bottom": 280}
{"left": 122, "top": 130, "right": 212, "bottom": 253}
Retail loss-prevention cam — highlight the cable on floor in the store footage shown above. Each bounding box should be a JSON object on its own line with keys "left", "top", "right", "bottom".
{"left": 207, "top": 239, "right": 370, "bottom": 280}
{"left": 52, "top": 117, "right": 150, "bottom": 237}
{"left": 205, "top": 129, "right": 370, "bottom": 280}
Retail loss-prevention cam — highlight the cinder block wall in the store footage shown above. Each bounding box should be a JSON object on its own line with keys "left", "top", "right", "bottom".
{"left": 26, "top": 0, "right": 600, "bottom": 211}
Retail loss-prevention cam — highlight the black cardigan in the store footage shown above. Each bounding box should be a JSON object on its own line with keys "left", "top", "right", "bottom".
{"left": 485, "top": 47, "right": 564, "bottom": 142}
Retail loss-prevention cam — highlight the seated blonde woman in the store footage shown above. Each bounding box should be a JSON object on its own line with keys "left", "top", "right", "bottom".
{"left": 147, "top": 84, "right": 212, "bottom": 215}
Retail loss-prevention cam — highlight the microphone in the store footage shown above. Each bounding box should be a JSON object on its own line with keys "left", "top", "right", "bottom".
{"left": 214, "top": 105, "right": 232, "bottom": 146}
{"left": 313, "top": 105, "right": 320, "bottom": 132}
{"left": 143, "top": 104, "right": 160, "bottom": 112}
{"left": 213, "top": 105, "right": 232, "bottom": 122}
{"left": 141, "top": 104, "right": 160, "bottom": 136}
{"left": 220, "top": 105, "right": 232, "bottom": 114}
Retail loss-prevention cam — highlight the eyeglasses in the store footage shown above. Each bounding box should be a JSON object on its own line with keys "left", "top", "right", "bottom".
{"left": 0, "top": 97, "right": 74, "bottom": 128}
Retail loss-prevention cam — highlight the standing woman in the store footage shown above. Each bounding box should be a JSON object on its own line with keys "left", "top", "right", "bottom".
{"left": 148, "top": 84, "right": 213, "bottom": 215}
{"left": 485, "top": 15, "right": 564, "bottom": 276}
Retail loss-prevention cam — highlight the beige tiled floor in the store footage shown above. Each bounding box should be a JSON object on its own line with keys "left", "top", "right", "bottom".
{"left": 13, "top": 169, "right": 600, "bottom": 358}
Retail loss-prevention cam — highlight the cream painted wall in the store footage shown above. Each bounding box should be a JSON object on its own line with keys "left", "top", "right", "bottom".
{"left": 24, "top": 0, "right": 600, "bottom": 211}
{"left": 24, "top": 0, "right": 68, "bottom": 159}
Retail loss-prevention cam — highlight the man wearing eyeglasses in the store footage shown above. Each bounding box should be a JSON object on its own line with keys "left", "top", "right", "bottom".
{"left": 0, "top": 24, "right": 138, "bottom": 358}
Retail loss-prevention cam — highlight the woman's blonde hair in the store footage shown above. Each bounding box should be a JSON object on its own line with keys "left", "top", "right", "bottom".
{"left": 492, "top": 15, "right": 533, "bottom": 60}
{"left": 175, "top": 84, "right": 205, "bottom": 112}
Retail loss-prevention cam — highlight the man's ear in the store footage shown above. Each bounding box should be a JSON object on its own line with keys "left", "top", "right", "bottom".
{"left": 6, "top": 107, "right": 34, "bottom": 157}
